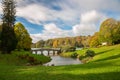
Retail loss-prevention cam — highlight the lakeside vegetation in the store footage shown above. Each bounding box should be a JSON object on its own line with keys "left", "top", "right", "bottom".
{"left": 0, "top": 44, "right": 120, "bottom": 80}
{"left": 0, "top": 51, "right": 51, "bottom": 66}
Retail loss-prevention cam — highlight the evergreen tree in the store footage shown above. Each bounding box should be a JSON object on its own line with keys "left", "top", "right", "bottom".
{"left": 1, "top": 0, "right": 17, "bottom": 53}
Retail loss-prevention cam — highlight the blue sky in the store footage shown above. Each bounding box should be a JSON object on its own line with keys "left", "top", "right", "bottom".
{"left": 0, "top": 0, "right": 120, "bottom": 43}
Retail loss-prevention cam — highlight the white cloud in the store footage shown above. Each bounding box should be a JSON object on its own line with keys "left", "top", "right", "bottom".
{"left": 15, "top": 0, "right": 120, "bottom": 26}
{"left": 73, "top": 24, "right": 96, "bottom": 36}
{"left": 16, "top": 2, "right": 79, "bottom": 25}
{"left": 44, "top": 23, "right": 61, "bottom": 33}
{"left": 30, "top": 10, "right": 108, "bottom": 42}
{"left": 0, "top": 2, "right": 2, "bottom": 14}
{"left": 16, "top": 4, "right": 53, "bottom": 25}
{"left": 81, "top": 10, "right": 100, "bottom": 23}
{"left": 31, "top": 23, "right": 73, "bottom": 43}
{"left": 73, "top": 10, "right": 107, "bottom": 36}
{"left": 1, "top": 0, "right": 119, "bottom": 42}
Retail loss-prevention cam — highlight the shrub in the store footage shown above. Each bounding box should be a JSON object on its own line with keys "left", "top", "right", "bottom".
{"left": 85, "top": 50, "right": 95, "bottom": 57}
{"left": 79, "top": 55, "right": 86, "bottom": 60}
{"left": 16, "top": 51, "right": 51, "bottom": 65}
{"left": 61, "top": 46, "right": 76, "bottom": 53}
{"left": 71, "top": 52, "right": 78, "bottom": 58}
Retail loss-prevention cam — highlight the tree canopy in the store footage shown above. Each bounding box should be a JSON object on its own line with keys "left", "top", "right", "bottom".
{"left": 1, "top": 0, "right": 17, "bottom": 53}
{"left": 99, "top": 18, "right": 120, "bottom": 45}
{"left": 14, "top": 22, "right": 32, "bottom": 50}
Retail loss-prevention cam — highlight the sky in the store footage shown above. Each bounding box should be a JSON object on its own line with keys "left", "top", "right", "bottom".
{"left": 0, "top": 0, "right": 120, "bottom": 43}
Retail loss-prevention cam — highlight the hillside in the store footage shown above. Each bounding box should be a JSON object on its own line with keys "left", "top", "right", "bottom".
{"left": 0, "top": 44, "right": 120, "bottom": 80}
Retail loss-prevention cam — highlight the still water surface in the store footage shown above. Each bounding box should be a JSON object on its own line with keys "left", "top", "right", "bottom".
{"left": 44, "top": 56, "right": 81, "bottom": 66}
{"left": 32, "top": 49, "right": 81, "bottom": 66}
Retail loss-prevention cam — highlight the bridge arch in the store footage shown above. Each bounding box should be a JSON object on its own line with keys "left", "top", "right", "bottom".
{"left": 31, "top": 48, "right": 61, "bottom": 56}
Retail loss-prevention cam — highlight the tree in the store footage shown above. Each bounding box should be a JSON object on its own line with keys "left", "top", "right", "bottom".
{"left": 14, "top": 22, "right": 32, "bottom": 50}
{"left": 89, "top": 32, "right": 100, "bottom": 47}
{"left": 99, "top": 18, "right": 120, "bottom": 45}
{"left": 0, "top": 24, "right": 2, "bottom": 50}
{"left": 53, "top": 40, "right": 58, "bottom": 48}
{"left": 45, "top": 39, "right": 53, "bottom": 48}
{"left": 1, "top": 0, "right": 17, "bottom": 53}
{"left": 36, "top": 40, "right": 45, "bottom": 48}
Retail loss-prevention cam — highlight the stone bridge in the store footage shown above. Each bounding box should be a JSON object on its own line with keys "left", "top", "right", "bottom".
{"left": 31, "top": 48, "right": 61, "bottom": 56}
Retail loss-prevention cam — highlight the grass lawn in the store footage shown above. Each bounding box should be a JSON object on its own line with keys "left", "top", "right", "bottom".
{"left": 0, "top": 44, "right": 120, "bottom": 80}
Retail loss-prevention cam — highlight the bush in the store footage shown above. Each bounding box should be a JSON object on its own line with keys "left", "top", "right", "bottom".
{"left": 79, "top": 55, "right": 86, "bottom": 60}
{"left": 16, "top": 51, "right": 51, "bottom": 65}
{"left": 71, "top": 52, "right": 78, "bottom": 58}
{"left": 85, "top": 50, "right": 95, "bottom": 57}
{"left": 61, "top": 46, "right": 76, "bottom": 53}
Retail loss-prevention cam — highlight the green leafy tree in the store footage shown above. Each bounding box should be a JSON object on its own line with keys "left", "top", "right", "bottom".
{"left": 0, "top": 24, "right": 2, "bottom": 50}
{"left": 1, "top": 0, "right": 17, "bottom": 53}
{"left": 14, "top": 22, "right": 32, "bottom": 50}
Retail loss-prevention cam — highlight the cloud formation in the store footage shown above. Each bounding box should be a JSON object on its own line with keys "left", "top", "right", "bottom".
{"left": 31, "top": 23, "right": 73, "bottom": 43}
{"left": 73, "top": 10, "right": 107, "bottom": 36}
{"left": 31, "top": 10, "right": 107, "bottom": 43}
{"left": 0, "top": 0, "right": 120, "bottom": 42}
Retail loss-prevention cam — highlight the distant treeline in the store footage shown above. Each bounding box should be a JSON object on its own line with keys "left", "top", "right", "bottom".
{"left": 31, "top": 35, "right": 91, "bottom": 48}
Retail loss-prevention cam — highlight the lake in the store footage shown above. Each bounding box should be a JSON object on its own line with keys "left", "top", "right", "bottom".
{"left": 44, "top": 56, "right": 81, "bottom": 66}
{"left": 32, "top": 48, "right": 81, "bottom": 66}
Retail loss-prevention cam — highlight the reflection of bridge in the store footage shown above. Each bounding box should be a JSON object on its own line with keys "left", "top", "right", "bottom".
{"left": 31, "top": 48, "right": 61, "bottom": 56}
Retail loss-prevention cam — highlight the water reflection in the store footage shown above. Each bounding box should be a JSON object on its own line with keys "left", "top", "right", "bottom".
{"left": 32, "top": 49, "right": 81, "bottom": 66}
{"left": 44, "top": 56, "right": 81, "bottom": 66}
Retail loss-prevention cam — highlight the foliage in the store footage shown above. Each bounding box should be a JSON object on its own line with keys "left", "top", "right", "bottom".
{"left": 89, "top": 32, "right": 100, "bottom": 47}
{"left": 99, "top": 18, "right": 120, "bottom": 45}
{"left": 61, "top": 45, "right": 76, "bottom": 53}
{"left": 1, "top": 0, "right": 17, "bottom": 53}
{"left": 0, "top": 24, "right": 2, "bottom": 49}
{"left": 53, "top": 40, "right": 58, "bottom": 48}
{"left": 1, "top": 24, "right": 17, "bottom": 53}
{"left": 85, "top": 50, "right": 95, "bottom": 57}
{"left": 36, "top": 40, "right": 45, "bottom": 48}
{"left": 71, "top": 52, "right": 78, "bottom": 58}
{"left": 16, "top": 51, "right": 51, "bottom": 65}
{"left": 0, "top": 51, "right": 51, "bottom": 65}
{"left": 33, "top": 36, "right": 90, "bottom": 48}
{"left": 14, "top": 22, "right": 32, "bottom": 51}
{"left": 79, "top": 55, "right": 86, "bottom": 60}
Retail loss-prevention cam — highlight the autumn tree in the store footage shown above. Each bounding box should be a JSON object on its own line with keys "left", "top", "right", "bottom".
{"left": 53, "top": 40, "right": 58, "bottom": 48}
{"left": 45, "top": 39, "right": 53, "bottom": 48}
{"left": 36, "top": 40, "right": 45, "bottom": 48}
{"left": 89, "top": 32, "right": 100, "bottom": 47}
{"left": 1, "top": 0, "right": 17, "bottom": 53}
{"left": 99, "top": 18, "right": 120, "bottom": 45}
{"left": 14, "top": 22, "right": 32, "bottom": 50}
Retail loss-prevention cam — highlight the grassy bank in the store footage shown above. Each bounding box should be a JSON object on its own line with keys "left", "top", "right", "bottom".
{"left": 61, "top": 44, "right": 120, "bottom": 61}
{"left": 0, "top": 51, "right": 51, "bottom": 66}
{"left": 0, "top": 44, "right": 120, "bottom": 80}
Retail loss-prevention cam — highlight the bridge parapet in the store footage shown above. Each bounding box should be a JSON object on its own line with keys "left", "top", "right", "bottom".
{"left": 31, "top": 48, "right": 61, "bottom": 56}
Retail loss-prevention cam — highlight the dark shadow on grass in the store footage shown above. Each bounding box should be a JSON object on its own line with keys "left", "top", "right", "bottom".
{"left": 94, "top": 54, "right": 120, "bottom": 62}
{"left": 96, "top": 49, "right": 114, "bottom": 55}
{"left": 1, "top": 70, "right": 120, "bottom": 80}
{"left": 53, "top": 61, "right": 114, "bottom": 72}
{"left": 46, "top": 72, "right": 120, "bottom": 80}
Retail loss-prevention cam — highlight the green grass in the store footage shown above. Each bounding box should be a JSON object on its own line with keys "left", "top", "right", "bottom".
{"left": 0, "top": 51, "right": 51, "bottom": 65}
{"left": 0, "top": 44, "right": 120, "bottom": 80}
